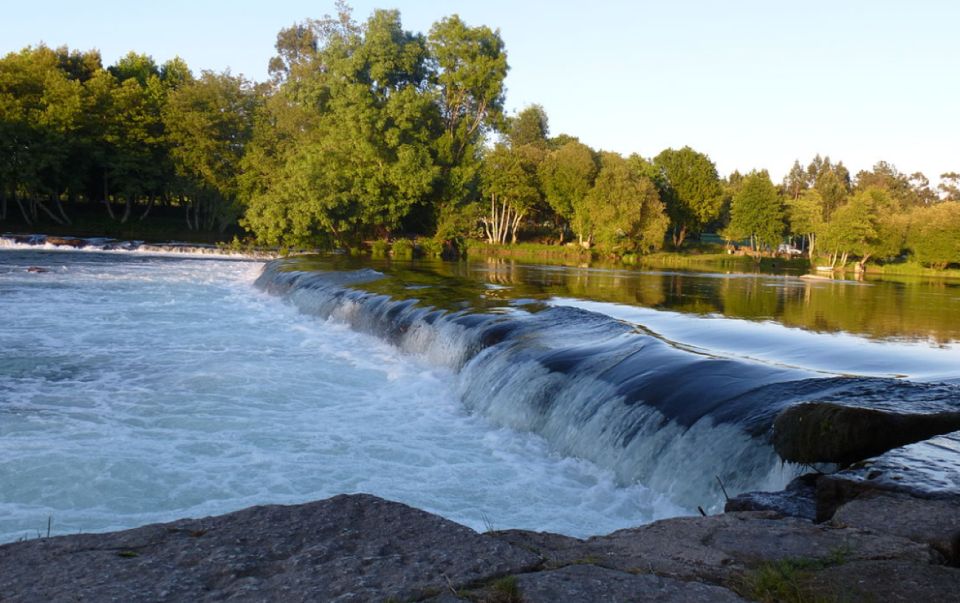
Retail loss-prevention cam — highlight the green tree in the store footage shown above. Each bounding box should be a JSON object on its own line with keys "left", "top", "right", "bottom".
{"left": 538, "top": 140, "right": 597, "bottom": 244}
{"left": 427, "top": 14, "right": 508, "bottom": 237}
{"left": 819, "top": 187, "right": 904, "bottom": 270}
{"left": 785, "top": 188, "right": 824, "bottom": 259}
{"left": 724, "top": 170, "right": 784, "bottom": 255}
{"left": 479, "top": 143, "right": 540, "bottom": 244}
{"left": 165, "top": 70, "right": 257, "bottom": 231}
{"left": 508, "top": 103, "right": 548, "bottom": 148}
{"left": 938, "top": 172, "right": 960, "bottom": 202}
{"left": 584, "top": 152, "right": 667, "bottom": 253}
{"left": 653, "top": 146, "right": 723, "bottom": 247}
{"left": 907, "top": 202, "right": 960, "bottom": 269}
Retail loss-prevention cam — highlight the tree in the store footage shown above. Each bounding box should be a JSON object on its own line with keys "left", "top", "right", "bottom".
{"left": 584, "top": 152, "right": 667, "bottom": 253}
{"left": 907, "top": 202, "right": 960, "bottom": 269}
{"left": 426, "top": 14, "right": 508, "bottom": 244}
{"left": 479, "top": 143, "right": 539, "bottom": 244}
{"left": 165, "top": 70, "right": 257, "bottom": 231}
{"left": 724, "top": 170, "right": 784, "bottom": 255}
{"left": 242, "top": 8, "right": 440, "bottom": 245}
{"left": 538, "top": 140, "right": 597, "bottom": 244}
{"left": 939, "top": 172, "right": 960, "bottom": 202}
{"left": 786, "top": 189, "right": 824, "bottom": 259}
{"left": 653, "top": 146, "right": 723, "bottom": 247}
{"left": 819, "top": 187, "right": 904, "bottom": 270}
{"left": 508, "top": 103, "right": 548, "bottom": 148}
{"left": 782, "top": 160, "right": 808, "bottom": 200}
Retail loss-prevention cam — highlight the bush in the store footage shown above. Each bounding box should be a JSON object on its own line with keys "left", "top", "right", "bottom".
{"left": 417, "top": 237, "right": 444, "bottom": 258}
{"left": 370, "top": 240, "right": 389, "bottom": 258}
{"left": 390, "top": 238, "right": 415, "bottom": 259}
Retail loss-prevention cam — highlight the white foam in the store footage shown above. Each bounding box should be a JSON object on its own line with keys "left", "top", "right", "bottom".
{"left": 0, "top": 249, "right": 678, "bottom": 543}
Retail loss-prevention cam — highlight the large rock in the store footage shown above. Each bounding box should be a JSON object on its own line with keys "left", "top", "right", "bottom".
{"left": 580, "top": 510, "right": 939, "bottom": 585}
{"left": 830, "top": 491, "right": 960, "bottom": 564}
{"left": 0, "top": 494, "right": 541, "bottom": 602}
{"left": 724, "top": 473, "right": 817, "bottom": 520}
{"left": 815, "top": 431, "right": 960, "bottom": 520}
{"left": 511, "top": 565, "right": 745, "bottom": 602}
{"left": 772, "top": 401, "right": 960, "bottom": 465}
{"left": 803, "top": 560, "right": 960, "bottom": 602}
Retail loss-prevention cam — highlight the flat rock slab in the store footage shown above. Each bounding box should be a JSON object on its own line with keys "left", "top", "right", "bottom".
{"left": 817, "top": 430, "right": 960, "bottom": 520}
{"left": 0, "top": 494, "right": 541, "bottom": 602}
{"left": 804, "top": 560, "right": 960, "bottom": 602}
{"left": 831, "top": 491, "right": 960, "bottom": 564}
{"left": 511, "top": 565, "right": 745, "bottom": 602}
{"left": 582, "top": 511, "right": 939, "bottom": 585}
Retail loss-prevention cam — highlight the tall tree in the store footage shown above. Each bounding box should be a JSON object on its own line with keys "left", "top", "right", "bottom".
{"left": 907, "top": 202, "right": 960, "bottom": 269}
{"left": 165, "top": 70, "right": 257, "bottom": 231}
{"left": 508, "top": 103, "right": 548, "bottom": 148}
{"left": 538, "top": 140, "right": 597, "bottom": 244}
{"left": 479, "top": 142, "right": 539, "bottom": 244}
{"left": 724, "top": 170, "right": 784, "bottom": 254}
{"left": 653, "top": 146, "right": 723, "bottom": 247}
{"left": 786, "top": 188, "right": 824, "bottom": 259}
{"left": 584, "top": 152, "right": 667, "bottom": 253}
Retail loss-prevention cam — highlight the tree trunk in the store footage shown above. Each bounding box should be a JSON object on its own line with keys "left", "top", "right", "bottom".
{"left": 14, "top": 192, "right": 31, "bottom": 225}
{"left": 102, "top": 170, "right": 116, "bottom": 220}
{"left": 119, "top": 195, "right": 132, "bottom": 224}
{"left": 139, "top": 195, "right": 155, "bottom": 221}
{"left": 52, "top": 193, "right": 72, "bottom": 225}
{"left": 33, "top": 197, "right": 65, "bottom": 225}
{"left": 673, "top": 225, "right": 688, "bottom": 248}
{"left": 0, "top": 188, "right": 6, "bottom": 220}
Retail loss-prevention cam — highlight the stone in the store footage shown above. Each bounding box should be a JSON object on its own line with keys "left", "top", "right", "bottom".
{"left": 772, "top": 401, "right": 960, "bottom": 465}
{"left": 582, "top": 511, "right": 939, "bottom": 586}
{"left": 803, "top": 560, "right": 960, "bottom": 602}
{"left": 510, "top": 564, "right": 746, "bottom": 602}
{"left": 815, "top": 431, "right": 960, "bottom": 521}
{"left": 830, "top": 491, "right": 960, "bottom": 564}
{"left": 725, "top": 473, "right": 817, "bottom": 520}
{"left": 0, "top": 494, "right": 541, "bottom": 602}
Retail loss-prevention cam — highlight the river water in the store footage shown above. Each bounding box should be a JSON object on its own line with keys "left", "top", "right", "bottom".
{"left": 1, "top": 248, "right": 958, "bottom": 543}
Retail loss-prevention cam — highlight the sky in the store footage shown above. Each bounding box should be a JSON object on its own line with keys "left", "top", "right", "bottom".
{"left": 4, "top": 0, "right": 959, "bottom": 183}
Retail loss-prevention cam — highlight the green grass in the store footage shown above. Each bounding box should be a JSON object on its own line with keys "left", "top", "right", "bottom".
{"left": 741, "top": 547, "right": 852, "bottom": 603}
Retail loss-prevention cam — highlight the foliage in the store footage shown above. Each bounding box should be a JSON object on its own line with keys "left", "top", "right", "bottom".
{"left": 907, "top": 201, "right": 960, "bottom": 269}
{"left": 725, "top": 170, "right": 784, "bottom": 252}
{"left": 390, "top": 238, "right": 415, "bottom": 259}
{"left": 653, "top": 146, "right": 724, "bottom": 247}
{"left": 538, "top": 140, "right": 597, "bottom": 244}
{"left": 583, "top": 153, "right": 667, "bottom": 253}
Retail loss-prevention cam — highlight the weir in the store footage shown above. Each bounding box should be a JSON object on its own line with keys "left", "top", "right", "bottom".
{"left": 256, "top": 259, "right": 960, "bottom": 511}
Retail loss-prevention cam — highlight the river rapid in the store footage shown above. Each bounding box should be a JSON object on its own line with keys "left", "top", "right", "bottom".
{"left": 1, "top": 247, "right": 958, "bottom": 543}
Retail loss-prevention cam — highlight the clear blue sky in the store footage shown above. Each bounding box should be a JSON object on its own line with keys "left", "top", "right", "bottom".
{"left": 4, "top": 0, "right": 958, "bottom": 183}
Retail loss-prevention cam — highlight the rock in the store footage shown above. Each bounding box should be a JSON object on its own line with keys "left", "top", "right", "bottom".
{"left": 26, "top": 266, "right": 49, "bottom": 273}
{"left": 0, "top": 494, "right": 541, "bottom": 602}
{"left": 582, "top": 511, "right": 939, "bottom": 586}
{"left": 772, "top": 401, "right": 960, "bottom": 465}
{"left": 725, "top": 473, "right": 817, "bottom": 520}
{"left": 830, "top": 491, "right": 960, "bottom": 564}
{"left": 45, "top": 236, "right": 87, "bottom": 248}
{"left": 511, "top": 565, "right": 745, "bottom": 602}
{"left": 815, "top": 431, "right": 960, "bottom": 521}
{"left": 488, "top": 529, "right": 591, "bottom": 568}
{"left": 803, "top": 560, "right": 960, "bottom": 602}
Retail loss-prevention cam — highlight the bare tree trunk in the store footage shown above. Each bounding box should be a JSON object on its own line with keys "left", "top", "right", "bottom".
{"left": 102, "top": 170, "right": 116, "bottom": 220}
{"left": 120, "top": 195, "right": 131, "bottom": 224}
{"left": 14, "top": 192, "right": 31, "bottom": 225}
{"left": 52, "top": 193, "right": 72, "bottom": 225}
{"left": 33, "top": 197, "right": 65, "bottom": 225}
{"left": 139, "top": 195, "right": 155, "bottom": 221}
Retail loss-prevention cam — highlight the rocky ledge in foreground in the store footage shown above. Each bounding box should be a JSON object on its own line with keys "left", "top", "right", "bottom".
{"left": 2, "top": 491, "right": 958, "bottom": 602}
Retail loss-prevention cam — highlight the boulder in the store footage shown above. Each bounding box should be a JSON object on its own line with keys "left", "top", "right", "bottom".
{"left": 772, "top": 402, "right": 960, "bottom": 465}
{"left": 815, "top": 431, "right": 960, "bottom": 521}
{"left": 511, "top": 565, "right": 745, "bottom": 602}
{"left": 581, "top": 510, "right": 939, "bottom": 585}
{"left": 0, "top": 494, "right": 541, "bottom": 602}
{"left": 803, "top": 560, "right": 960, "bottom": 602}
{"left": 830, "top": 491, "right": 960, "bottom": 564}
{"left": 724, "top": 473, "right": 817, "bottom": 520}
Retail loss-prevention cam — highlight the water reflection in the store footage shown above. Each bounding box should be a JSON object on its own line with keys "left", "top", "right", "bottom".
{"left": 286, "top": 256, "right": 960, "bottom": 345}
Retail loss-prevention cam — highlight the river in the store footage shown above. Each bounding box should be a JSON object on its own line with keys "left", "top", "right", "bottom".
{"left": 1, "top": 247, "right": 958, "bottom": 543}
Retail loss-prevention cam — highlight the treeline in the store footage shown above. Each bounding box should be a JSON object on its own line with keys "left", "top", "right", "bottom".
{"left": 2, "top": 3, "right": 959, "bottom": 268}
